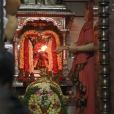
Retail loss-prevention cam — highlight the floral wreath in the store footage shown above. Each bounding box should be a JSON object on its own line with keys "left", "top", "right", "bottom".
{"left": 17, "top": 30, "right": 65, "bottom": 85}
{"left": 24, "top": 83, "right": 68, "bottom": 114}
{"left": 42, "top": 30, "right": 62, "bottom": 73}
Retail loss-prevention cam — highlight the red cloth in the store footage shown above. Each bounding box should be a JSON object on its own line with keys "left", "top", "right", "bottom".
{"left": 71, "top": 2, "right": 94, "bottom": 73}
{"left": 76, "top": 57, "right": 95, "bottom": 114}
{"left": 71, "top": 21, "right": 94, "bottom": 73}
{"left": 88, "top": 2, "right": 93, "bottom": 21}
{"left": 71, "top": 2, "right": 95, "bottom": 114}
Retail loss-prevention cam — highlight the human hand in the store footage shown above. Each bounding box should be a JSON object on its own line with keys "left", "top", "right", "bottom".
{"left": 53, "top": 46, "right": 66, "bottom": 54}
{"left": 5, "top": 0, "right": 21, "bottom": 16}
{"left": 68, "top": 43, "right": 78, "bottom": 53}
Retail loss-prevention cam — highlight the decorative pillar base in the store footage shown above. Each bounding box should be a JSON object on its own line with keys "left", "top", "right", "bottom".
{"left": 60, "top": 29, "right": 69, "bottom": 77}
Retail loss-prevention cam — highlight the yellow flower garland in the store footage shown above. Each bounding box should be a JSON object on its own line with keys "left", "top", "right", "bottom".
{"left": 29, "top": 94, "right": 42, "bottom": 114}
{"left": 28, "top": 93, "right": 61, "bottom": 114}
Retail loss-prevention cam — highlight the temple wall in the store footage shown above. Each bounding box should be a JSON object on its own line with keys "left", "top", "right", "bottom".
{"left": 65, "top": 2, "right": 85, "bottom": 16}
{"left": 64, "top": 1, "right": 87, "bottom": 70}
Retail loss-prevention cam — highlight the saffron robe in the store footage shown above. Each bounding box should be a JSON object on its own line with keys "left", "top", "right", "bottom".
{"left": 69, "top": 2, "right": 95, "bottom": 114}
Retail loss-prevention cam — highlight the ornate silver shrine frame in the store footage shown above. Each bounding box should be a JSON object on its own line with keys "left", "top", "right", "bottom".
{"left": 13, "top": 4, "right": 75, "bottom": 76}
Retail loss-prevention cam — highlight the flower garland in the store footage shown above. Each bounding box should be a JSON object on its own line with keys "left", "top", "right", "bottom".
{"left": 24, "top": 83, "right": 68, "bottom": 114}
{"left": 29, "top": 40, "right": 34, "bottom": 73}
{"left": 19, "top": 36, "right": 25, "bottom": 69}
{"left": 19, "top": 30, "right": 40, "bottom": 71}
{"left": 52, "top": 36, "right": 58, "bottom": 76}
{"left": 57, "top": 54, "right": 62, "bottom": 70}
{"left": 29, "top": 94, "right": 61, "bottom": 114}
{"left": 24, "top": 38, "right": 29, "bottom": 74}
{"left": 42, "top": 30, "right": 62, "bottom": 72}
{"left": 42, "top": 30, "right": 60, "bottom": 46}
{"left": 47, "top": 40, "right": 53, "bottom": 72}
{"left": 18, "top": 30, "right": 64, "bottom": 85}
{"left": 18, "top": 30, "right": 40, "bottom": 85}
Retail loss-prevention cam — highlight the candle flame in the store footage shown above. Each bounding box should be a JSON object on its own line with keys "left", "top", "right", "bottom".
{"left": 38, "top": 45, "right": 47, "bottom": 52}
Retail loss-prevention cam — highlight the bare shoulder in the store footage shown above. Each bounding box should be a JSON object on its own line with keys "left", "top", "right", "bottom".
{"left": 5, "top": 0, "right": 21, "bottom": 15}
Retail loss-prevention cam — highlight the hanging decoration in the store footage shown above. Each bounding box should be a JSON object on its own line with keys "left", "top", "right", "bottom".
{"left": 18, "top": 30, "right": 40, "bottom": 85}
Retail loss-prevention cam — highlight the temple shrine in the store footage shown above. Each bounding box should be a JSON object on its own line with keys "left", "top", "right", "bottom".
{"left": 3, "top": 0, "right": 112, "bottom": 114}
{"left": 9, "top": 1, "right": 76, "bottom": 114}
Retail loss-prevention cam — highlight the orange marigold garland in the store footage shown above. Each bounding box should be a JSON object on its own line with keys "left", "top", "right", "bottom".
{"left": 19, "top": 30, "right": 40, "bottom": 73}
{"left": 18, "top": 30, "right": 65, "bottom": 85}
{"left": 29, "top": 40, "right": 34, "bottom": 73}
{"left": 42, "top": 30, "right": 62, "bottom": 72}
{"left": 19, "top": 36, "right": 25, "bottom": 69}
{"left": 47, "top": 40, "right": 53, "bottom": 72}
{"left": 57, "top": 54, "right": 62, "bottom": 71}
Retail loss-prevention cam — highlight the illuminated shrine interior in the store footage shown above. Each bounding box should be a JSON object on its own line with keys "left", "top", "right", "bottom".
{"left": 4, "top": 0, "right": 99, "bottom": 85}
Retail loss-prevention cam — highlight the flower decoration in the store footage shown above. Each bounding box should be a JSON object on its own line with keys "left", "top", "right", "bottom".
{"left": 29, "top": 40, "right": 34, "bottom": 73}
{"left": 18, "top": 30, "right": 40, "bottom": 85}
{"left": 24, "top": 38, "right": 29, "bottom": 74}
{"left": 19, "top": 30, "right": 40, "bottom": 71}
{"left": 24, "top": 83, "right": 68, "bottom": 114}
{"left": 19, "top": 36, "right": 25, "bottom": 69}
{"left": 52, "top": 36, "right": 58, "bottom": 75}
{"left": 18, "top": 30, "right": 65, "bottom": 86}
{"left": 42, "top": 30, "right": 62, "bottom": 72}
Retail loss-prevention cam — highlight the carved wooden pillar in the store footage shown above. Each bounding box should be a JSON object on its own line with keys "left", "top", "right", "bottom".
{"left": 98, "top": 0, "right": 110, "bottom": 113}
{"left": 13, "top": 31, "right": 19, "bottom": 77}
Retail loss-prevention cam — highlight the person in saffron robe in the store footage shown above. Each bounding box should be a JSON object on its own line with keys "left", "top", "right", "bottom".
{"left": 54, "top": 1, "right": 98, "bottom": 114}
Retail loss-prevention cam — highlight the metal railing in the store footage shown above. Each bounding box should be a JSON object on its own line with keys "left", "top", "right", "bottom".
{"left": 98, "top": 0, "right": 110, "bottom": 113}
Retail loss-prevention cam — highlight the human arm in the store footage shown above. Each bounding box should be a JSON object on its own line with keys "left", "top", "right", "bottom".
{"left": 68, "top": 42, "right": 95, "bottom": 53}
{"left": 68, "top": 42, "right": 99, "bottom": 53}
{"left": 5, "top": 0, "right": 21, "bottom": 16}
{"left": 54, "top": 42, "right": 77, "bottom": 54}
{"left": 67, "top": 26, "right": 99, "bottom": 53}
{"left": 53, "top": 45, "right": 69, "bottom": 54}
{"left": 4, "top": 0, "right": 21, "bottom": 40}
{"left": 4, "top": 14, "right": 18, "bottom": 41}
